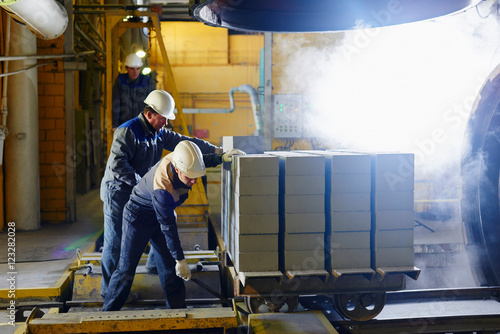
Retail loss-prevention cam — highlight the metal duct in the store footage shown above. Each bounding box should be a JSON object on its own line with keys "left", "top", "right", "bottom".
{"left": 175, "top": 84, "right": 263, "bottom": 136}
{"left": 0, "top": 0, "right": 68, "bottom": 40}
{"left": 190, "top": 0, "right": 481, "bottom": 32}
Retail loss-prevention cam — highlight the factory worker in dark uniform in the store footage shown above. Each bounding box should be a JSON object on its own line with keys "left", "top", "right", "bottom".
{"left": 112, "top": 53, "right": 156, "bottom": 129}
{"left": 100, "top": 90, "right": 224, "bottom": 299}
{"left": 103, "top": 141, "right": 244, "bottom": 311}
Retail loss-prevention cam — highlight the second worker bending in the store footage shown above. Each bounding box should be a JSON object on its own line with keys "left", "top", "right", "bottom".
{"left": 102, "top": 140, "right": 244, "bottom": 311}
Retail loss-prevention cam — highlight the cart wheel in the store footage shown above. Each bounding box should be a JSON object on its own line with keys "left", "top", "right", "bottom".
{"left": 333, "top": 292, "right": 386, "bottom": 321}
{"left": 244, "top": 295, "right": 299, "bottom": 313}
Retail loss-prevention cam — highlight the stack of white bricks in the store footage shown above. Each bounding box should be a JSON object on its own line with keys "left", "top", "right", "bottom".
{"left": 322, "top": 152, "right": 373, "bottom": 272}
{"left": 230, "top": 154, "right": 280, "bottom": 272}
{"left": 372, "top": 153, "right": 415, "bottom": 268}
{"left": 268, "top": 151, "right": 326, "bottom": 271}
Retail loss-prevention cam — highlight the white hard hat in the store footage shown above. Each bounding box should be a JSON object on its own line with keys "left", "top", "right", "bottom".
{"left": 124, "top": 53, "right": 143, "bottom": 67}
{"left": 172, "top": 141, "right": 206, "bottom": 179}
{"left": 144, "top": 90, "right": 176, "bottom": 120}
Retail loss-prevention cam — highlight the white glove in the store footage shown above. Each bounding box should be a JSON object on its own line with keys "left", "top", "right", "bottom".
{"left": 175, "top": 259, "right": 191, "bottom": 281}
{"left": 222, "top": 149, "right": 246, "bottom": 162}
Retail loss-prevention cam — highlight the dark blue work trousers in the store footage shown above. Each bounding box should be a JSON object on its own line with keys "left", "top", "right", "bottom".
{"left": 102, "top": 199, "right": 186, "bottom": 311}
{"left": 101, "top": 183, "right": 158, "bottom": 298}
{"left": 101, "top": 184, "right": 130, "bottom": 297}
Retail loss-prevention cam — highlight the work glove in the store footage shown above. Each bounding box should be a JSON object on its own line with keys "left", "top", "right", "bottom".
{"left": 222, "top": 149, "right": 246, "bottom": 162}
{"left": 175, "top": 259, "right": 191, "bottom": 281}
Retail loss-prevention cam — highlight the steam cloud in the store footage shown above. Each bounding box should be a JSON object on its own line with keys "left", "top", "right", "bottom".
{"left": 281, "top": 1, "right": 500, "bottom": 176}
{"left": 279, "top": 1, "right": 500, "bottom": 289}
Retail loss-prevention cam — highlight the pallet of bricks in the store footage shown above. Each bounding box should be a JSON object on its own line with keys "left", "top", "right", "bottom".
{"left": 228, "top": 152, "right": 280, "bottom": 273}
{"left": 223, "top": 143, "right": 416, "bottom": 278}
{"left": 268, "top": 151, "right": 327, "bottom": 277}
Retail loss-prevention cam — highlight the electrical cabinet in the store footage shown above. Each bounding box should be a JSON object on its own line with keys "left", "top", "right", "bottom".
{"left": 273, "top": 94, "right": 303, "bottom": 138}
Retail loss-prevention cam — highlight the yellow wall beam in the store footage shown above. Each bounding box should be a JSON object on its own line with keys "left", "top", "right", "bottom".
{"left": 149, "top": 14, "right": 189, "bottom": 136}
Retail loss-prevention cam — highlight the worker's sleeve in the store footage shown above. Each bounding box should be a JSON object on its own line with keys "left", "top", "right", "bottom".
{"left": 111, "top": 77, "right": 121, "bottom": 128}
{"left": 203, "top": 153, "right": 224, "bottom": 168}
{"left": 161, "top": 130, "right": 219, "bottom": 154}
{"left": 152, "top": 189, "right": 184, "bottom": 261}
{"left": 108, "top": 127, "right": 140, "bottom": 188}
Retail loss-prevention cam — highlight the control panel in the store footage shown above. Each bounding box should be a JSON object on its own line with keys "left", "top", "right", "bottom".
{"left": 273, "top": 94, "right": 303, "bottom": 138}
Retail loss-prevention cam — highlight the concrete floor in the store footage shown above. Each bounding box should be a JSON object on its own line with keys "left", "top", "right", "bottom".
{"left": 0, "top": 189, "right": 103, "bottom": 289}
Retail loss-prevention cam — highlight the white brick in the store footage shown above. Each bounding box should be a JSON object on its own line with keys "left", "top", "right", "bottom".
{"left": 284, "top": 175, "right": 325, "bottom": 195}
{"left": 234, "top": 214, "right": 279, "bottom": 234}
{"left": 373, "top": 153, "right": 414, "bottom": 192}
{"left": 285, "top": 233, "right": 324, "bottom": 251}
{"left": 233, "top": 154, "right": 279, "bottom": 177}
{"left": 267, "top": 151, "right": 325, "bottom": 176}
{"left": 234, "top": 175, "right": 279, "bottom": 195}
{"left": 373, "top": 247, "right": 414, "bottom": 267}
{"left": 301, "top": 150, "right": 371, "bottom": 174}
{"left": 234, "top": 233, "right": 278, "bottom": 252}
{"left": 331, "top": 249, "right": 371, "bottom": 269}
{"left": 327, "top": 151, "right": 372, "bottom": 174}
{"left": 331, "top": 211, "right": 371, "bottom": 232}
{"left": 285, "top": 213, "right": 325, "bottom": 233}
{"left": 284, "top": 250, "right": 325, "bottom": 270}
{"left": 375, "top": 229, "right": 414, "bottom": 248}
{"left": 331, "top": 231, "right": 370, "bottom": 249}
{"left": 234, "top": 194, "right": 278, "bottom": 215}
{"left": 285, "top": 194, "right": 324, "bottom": 213}
{"left": 235, "top": 252, "right": 279, "bottom": 272}
{"left": 331, "top": 173, "right": 371, "bottom": 193}
{"left": 375, "top": 210, "right": 414, "bottom": 230}
{"left": 332, "top": 193, "right": 370, "bottom": 212}
{"left": 375, "top": 191, "right": 414, "bottom": 211}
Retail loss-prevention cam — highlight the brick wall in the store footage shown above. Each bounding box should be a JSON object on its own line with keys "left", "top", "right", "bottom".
{"left": 37, "top": 36, "right": 67, "bottom": 223}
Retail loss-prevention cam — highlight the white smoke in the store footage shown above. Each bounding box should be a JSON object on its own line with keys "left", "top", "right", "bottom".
{"left": 281, "top": 1, "right": 500, "bottom": 176}
{"left": 278, "top": 1, "right": 500, "bottom": 289}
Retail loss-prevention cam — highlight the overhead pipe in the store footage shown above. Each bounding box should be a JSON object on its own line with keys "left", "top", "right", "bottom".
{"left": 0, "top": 50, "right": 96, "bottom": 61}
{"left": 231, "top": 84, "right": 263, "bottom": 136}
{"left": 0, "top": 0, "right": 68, "bottom": 40}
{"left": 176, "top": 84, "right": 263, "bottom": 136}
{"left": 0, "top": 62, "right": 56, "bottom": 78}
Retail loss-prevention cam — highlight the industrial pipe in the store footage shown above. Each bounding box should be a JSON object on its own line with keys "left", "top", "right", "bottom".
{"left": 0, "top": 0, "right": 68, "bottom": 40}
{"left": 0, "top": 50, "right": 96, "bottom": 62}
{"left": 230, "top": 84, "right": 263, "bottom": 136}
{"left": 176, "top": 84, "right": 263, "bottom": 136}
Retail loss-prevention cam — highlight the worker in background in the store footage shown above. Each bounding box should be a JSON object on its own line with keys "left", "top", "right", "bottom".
{"left": 103, "top": 141, "right": 244, "bottom": 311}
{"left": 112, "top": 53, "right": 155, "bottom": 129}
{"left": 100, "top": 89, "right": 224, "bottom": 301}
